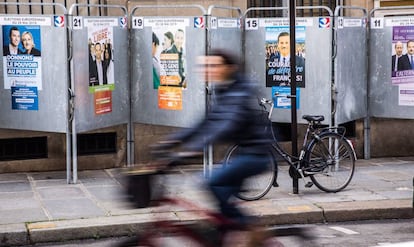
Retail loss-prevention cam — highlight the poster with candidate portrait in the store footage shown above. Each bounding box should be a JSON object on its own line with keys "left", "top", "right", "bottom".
{"left": 391, "top": 26, "right": 414, "bottom": 85}
{"left": 86, "top": 18, "right": 116, "bottom": 115}
{"left": 87, "top": 24, "right": 115, "bottom": 89}
{"left": 2, "top": 25, "right": 42, "bottom": 90}
{"left": 148, "top": 18, "right": 188, "bottom": 90}
{"left": 265, "top": 26, "right": 306, "bottom": 88}
{"left": 144, "top": 18, "right": 189, "bottom": 111}
{"left": 2, "top": 25, "right": 42, "bottom": 111}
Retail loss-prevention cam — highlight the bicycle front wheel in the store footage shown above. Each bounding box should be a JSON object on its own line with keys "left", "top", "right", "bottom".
{"left": 304, "top": 132, "right": 355, "bottom": 192}
{"left": 223, "top": 145, "right": 276, "bottom": 201}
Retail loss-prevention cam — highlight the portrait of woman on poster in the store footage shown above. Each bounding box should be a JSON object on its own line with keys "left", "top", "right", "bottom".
{"left": 161, "top": 31, "right": 178, "bottom": 54}
{"left": 21, "top": 31, "right": 41, "bottom": 56}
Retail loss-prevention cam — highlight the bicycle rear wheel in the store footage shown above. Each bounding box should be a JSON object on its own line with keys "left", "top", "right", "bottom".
{"left": 223, "top": 145, "right": 276, "bottom": 201}
{"left": 304, "top": 132, "right": 355, "bottom": 192}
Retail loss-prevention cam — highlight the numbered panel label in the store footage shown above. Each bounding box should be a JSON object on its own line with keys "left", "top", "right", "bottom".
{"left": 245, "top": 18, "right": 258, "bottom": 30}
{"left": 72, "top": 16, "right": 83, "bottom": 30}
{"left": 371, "top": 18, "right": 384, "bottom": 29}
{"left": 132, "top": 17, "right": 144, "bottom": 29}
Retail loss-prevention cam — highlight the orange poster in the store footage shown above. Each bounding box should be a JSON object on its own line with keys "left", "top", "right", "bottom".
{"left": 160, "top": 53, "right": 181, "bottom": 86}
{"left": 158, "top": 86, "right": 182, "bottom": 110}
{"left": 94, "top": 89, "right": 112, "bottom": 115}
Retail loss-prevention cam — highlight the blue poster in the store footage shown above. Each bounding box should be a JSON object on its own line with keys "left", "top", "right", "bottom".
{"left": 2, "top": 25, "right": 42, "bottom": 90}
{"left": 272, "top": 86, "right": 300, "bottom": 109}
{"left": 265, "top": 26, "right": 306, "bottom": 88}
{"left": 11, "top": 86, "right": 38, "bottom": 110}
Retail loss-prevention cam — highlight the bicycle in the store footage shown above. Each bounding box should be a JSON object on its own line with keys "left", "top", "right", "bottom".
{"left": 224, "top": 98, "right": 357, "bottom": 201}
{"left": 118, "top": 152, "right": 315, "bottom": 247}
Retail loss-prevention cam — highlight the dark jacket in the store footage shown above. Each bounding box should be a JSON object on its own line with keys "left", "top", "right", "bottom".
{"left": 399, "top": 54, "right": 413, "bottom": 71}
{"left": 168, "top": 74, "right": 270, "bottom": 154}
{"left": 25, "top": 48, "right": 41, "bottom": 56}
{"left": 3, "top": 46, "right": 22, "bottom": 56}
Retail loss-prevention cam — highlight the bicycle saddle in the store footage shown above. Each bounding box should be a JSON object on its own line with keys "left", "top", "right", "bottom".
{"left": 302, "top": 115, "right": 324, "bottom": 122}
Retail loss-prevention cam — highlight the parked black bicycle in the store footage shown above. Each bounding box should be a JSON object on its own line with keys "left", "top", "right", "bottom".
{"left": 224, "top": 98, "right": 357, "bottom": 201}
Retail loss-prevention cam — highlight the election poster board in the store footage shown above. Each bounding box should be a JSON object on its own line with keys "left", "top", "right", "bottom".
{"left": 245, "top": 16, "right": 331, "bottom": 124}
{"left": 0, "top": 14, "right": 69, "bottom": 133}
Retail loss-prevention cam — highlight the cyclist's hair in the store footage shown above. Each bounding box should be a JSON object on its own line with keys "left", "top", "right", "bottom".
{"left": 207, "top": 49, "right": 240, "bottom": 66}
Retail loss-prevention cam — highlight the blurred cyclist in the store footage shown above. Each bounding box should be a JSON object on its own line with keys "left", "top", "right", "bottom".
{"left": 156, "top": 49, "right": 272, "bottom": 231}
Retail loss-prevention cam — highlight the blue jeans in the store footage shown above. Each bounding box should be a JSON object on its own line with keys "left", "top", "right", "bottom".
{"left": 208, "top": 154, "right": 269, "bottom": 224}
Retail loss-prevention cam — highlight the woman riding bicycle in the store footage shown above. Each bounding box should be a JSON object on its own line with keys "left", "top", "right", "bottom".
{"left": 155, "top": 49, "right": 274, "bottom": 232}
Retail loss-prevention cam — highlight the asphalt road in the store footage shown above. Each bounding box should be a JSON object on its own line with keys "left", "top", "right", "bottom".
{"left": 24, "top": 219, "right": 414, "bottom": 247}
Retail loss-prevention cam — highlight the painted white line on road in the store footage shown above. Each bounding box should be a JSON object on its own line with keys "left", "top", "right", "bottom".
{"left": 374, "top": 241, "right": 414, "bottom": 246}
{"left": 329, "top": 226, "right": 360, "bottom": 235}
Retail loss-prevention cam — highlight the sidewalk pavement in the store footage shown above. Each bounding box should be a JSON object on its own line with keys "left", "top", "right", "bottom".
{"left": 0, "top": 157, "right": 413, "bottom": 246}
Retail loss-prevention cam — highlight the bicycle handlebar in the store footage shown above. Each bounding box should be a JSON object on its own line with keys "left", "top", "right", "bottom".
{"left": 260, "top": 97, "right": 273, "bottom": 105}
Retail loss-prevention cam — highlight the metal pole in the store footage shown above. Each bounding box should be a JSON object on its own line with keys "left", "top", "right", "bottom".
{"left": 66, "top": 114, "right": 72, "bottom": 184}
{"left": 204, "top": 12, "right": 211, "bottom": 178}
{"left": 289, "top": 0, "right": 299, "bottom": 194}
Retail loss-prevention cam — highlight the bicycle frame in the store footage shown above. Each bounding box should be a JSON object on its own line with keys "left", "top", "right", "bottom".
{"left": 123, "top": 169, "right": 314, "bottom": 247}
{"left": 260, "top": 98, "right": 355, "bottom": 180}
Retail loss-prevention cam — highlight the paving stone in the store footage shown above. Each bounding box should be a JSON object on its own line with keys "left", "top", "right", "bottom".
{"left": 0, "top": 181, "right": 31, "bottom": 193}
{"left": 42, "top": 198, "right": 106, "bottom": 219}
{"left": 37, "top": 186, "right": 86, "bottom": 200}
{"left": 86, "top": 185, "right": 129, "bottom": 201}
{"left": 0, "top": 196, "right": 41, "bottom": 211}
{"left": 34, "top": 179, "right": 71, "bottom": 188}
{"left": 370, "top": 171, "right": 413, "bottom": 181}
{"left": 0, "top": 208, "right": 48, "bottom": 225}
{"left": 30, "top": 171, "right": 66, "bottom": 180}
{"left": 0, "top": 173, "right": 28, "bottom": 181}
{"left": 375, "top": 190, "right": 413, "bottom": 200}
{"left": 79, "top": 177, "right": 120, "bottom": 186}
{"left": 0, "top": 191, "right": 33, "bottom": 200}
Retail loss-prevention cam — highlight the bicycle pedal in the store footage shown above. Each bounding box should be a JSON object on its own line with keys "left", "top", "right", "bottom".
{"left": 305, "top": 182, "right": 313, "bottom": 188}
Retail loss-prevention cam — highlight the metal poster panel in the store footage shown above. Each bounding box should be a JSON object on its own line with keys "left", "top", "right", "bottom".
{"left": 131, "top": 16, "right": 206, "bottom": 128}
{"left": 334, "top": 16, "right": 368, "bottom": 124}
{"left": 71, "top": 16, "right": 129, "bottom": 132}
{"left": 244, "top": 17, "right": 332, "bottom": 124}
{"left": 369, "top": 16, "right": 414, "bottom": 119}
{"left": 0, "top": 15, "right": 68, "bottom": 132}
